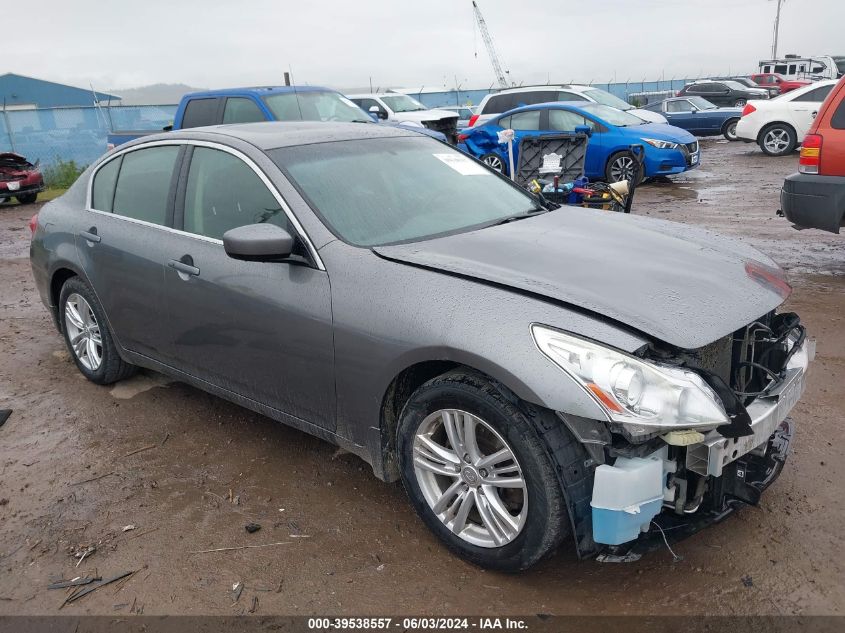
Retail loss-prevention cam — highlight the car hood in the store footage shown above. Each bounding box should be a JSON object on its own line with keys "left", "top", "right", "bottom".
{"left": 374, "top": 209, "right": 789, "bottom": 349}
{"left": 629, "top": 108, "right": 668, "bottom": 124}
{"left": 626, "top": 122, "right": 697, "bottom": 143}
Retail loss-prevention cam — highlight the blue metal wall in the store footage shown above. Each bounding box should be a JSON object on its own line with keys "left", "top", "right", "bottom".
{"left": 0, "top": 73, "right": 118, "bottom": 109}
{"left": 0, "top": 105, "right": 177, "bottom": 168}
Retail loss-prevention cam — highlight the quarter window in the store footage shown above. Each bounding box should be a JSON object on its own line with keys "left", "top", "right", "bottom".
{"left": 222, "top": 97, "right": 266, "bottom": 124}
{"left": 183, "top": 147, "right": 290, "bottom": 240}
{"left": 91, "top": 156, "right": 122, "bottom": 212}
{"left": 112, "top": 146, "right": 180, "bottom": 226}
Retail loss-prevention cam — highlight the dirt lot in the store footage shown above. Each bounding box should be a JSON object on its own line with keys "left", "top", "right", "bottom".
{"left": 0, "top": 139, "right": 843, "bottom": 617}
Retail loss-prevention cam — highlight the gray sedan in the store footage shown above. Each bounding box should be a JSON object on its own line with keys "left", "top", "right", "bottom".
{"left": 30, "top": 122, "right": 812, "bottom": 570}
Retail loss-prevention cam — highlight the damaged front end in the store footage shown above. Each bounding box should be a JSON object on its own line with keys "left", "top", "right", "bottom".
{"left": 539, "top": 312, "right": 813, "bottom": 561}
{"left": 0, "top": 152, "right": 45, "bottom": 200}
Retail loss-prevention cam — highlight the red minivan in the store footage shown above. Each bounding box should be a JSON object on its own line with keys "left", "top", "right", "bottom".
{"left": 780, "top": 76, "right": 845, "bottom": 233}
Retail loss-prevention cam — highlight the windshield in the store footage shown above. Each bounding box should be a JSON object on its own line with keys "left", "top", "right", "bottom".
{"left": 578, "top": 103, "right": 645, "bottom": 126}
{"left": 263, "top": 91, "right": 371, "bottom": 123}
{"left": 380, "top": 94, "right": 428, "bottom": 113}
{"left": 688, "top": 96, "right": 717, "bottom": 110}
{"left": 270, "top": 137, "right": 539, "bottom": 246}
{"left": 584, "top": 88, "right": 633, "bottom": 111}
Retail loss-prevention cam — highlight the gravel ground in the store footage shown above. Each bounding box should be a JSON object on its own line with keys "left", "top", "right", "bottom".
{"left": 0, "top": 139, "right": 842, "bottom": 616}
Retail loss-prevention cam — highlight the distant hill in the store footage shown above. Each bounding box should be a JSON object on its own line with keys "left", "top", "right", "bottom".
{"left": 109, "top": 83, "right": 206, "bottom": 105}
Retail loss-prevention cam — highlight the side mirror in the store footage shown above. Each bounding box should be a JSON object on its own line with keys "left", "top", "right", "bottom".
{"left": 574, "top": 124, "right": 592, "bottom": 137}
{"left": 223, "top": 223, "right": 294, "bottom": 262}
{"left": 369, "top": 105, "right": 388, "bottom": 120}
{"left": 690, "top": 107, "right": 699, "bottom": 113}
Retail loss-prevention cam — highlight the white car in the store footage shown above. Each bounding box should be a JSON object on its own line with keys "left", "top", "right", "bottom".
{"left": 468, "top": 85, "right": 668, "bottom": 127}
{"left": 735, "top": 80, "right": 838, "bottom": 155}
{"left": 348, "top": 93, "right": 460, "bottom": 142}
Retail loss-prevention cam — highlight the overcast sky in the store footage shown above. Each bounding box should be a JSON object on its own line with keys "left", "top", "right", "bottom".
{"left": 4, "top": 0, "right": 843, "bottom": 92}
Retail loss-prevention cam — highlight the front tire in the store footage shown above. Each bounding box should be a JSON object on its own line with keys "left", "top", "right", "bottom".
{"left": 759, "top": 123, "right": 796, "bottom": 156}
{"left": 59, "top": 277, "right": 136, "bottom": 385}
{"left": 605, "top": 151, "right": 643, "bottom": 184}
{"left": 397, "top": 369, "right": 568, "bottom": 571}
{"left": 722, "top": 118, "right": 739, "bottom": 141}
{"left": 16, "top": 193, "right": 38, "bottom": 204}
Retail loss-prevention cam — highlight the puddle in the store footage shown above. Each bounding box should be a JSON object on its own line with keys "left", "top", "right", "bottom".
{"left": 110, "top": 373, "right": 173, "bottom": 399}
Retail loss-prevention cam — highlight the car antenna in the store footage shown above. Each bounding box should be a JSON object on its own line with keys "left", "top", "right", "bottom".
{"left": 288, "top": 65, "right": 304, "bottom": 121}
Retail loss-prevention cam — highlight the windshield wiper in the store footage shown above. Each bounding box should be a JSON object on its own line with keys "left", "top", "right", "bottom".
{"left": 491, "top": 208, "right": 548, "bottom": 226}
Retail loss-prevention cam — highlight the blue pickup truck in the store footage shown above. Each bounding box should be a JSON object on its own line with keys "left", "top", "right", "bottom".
{"left": 107, "top": 86, "right": 447, "bottom": 149}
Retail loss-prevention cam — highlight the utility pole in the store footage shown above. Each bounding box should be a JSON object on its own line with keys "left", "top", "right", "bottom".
{"left": 771, "top": 0, "right": 784, "bottom": 59}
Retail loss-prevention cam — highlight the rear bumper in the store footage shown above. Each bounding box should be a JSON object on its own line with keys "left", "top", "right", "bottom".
{"left": 780, "top": 172, "right": 845, "bottom": 233}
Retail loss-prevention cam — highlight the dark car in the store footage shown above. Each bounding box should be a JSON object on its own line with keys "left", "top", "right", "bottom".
{"left": 0, "top": 152, "right": 45, "bottom": 204}
{"left": 643, "top": 97, "right": 743, "bottom": 141}
{"left": 678, "top": 80, "right": 769, "bottom": 108}
{"left": 29, "top": 122, "right": 811, "bottom": 571}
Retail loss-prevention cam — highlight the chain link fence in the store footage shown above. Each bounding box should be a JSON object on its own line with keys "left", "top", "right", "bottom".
{"left": 0, "top": 105, "right": 177, "bottom": 172}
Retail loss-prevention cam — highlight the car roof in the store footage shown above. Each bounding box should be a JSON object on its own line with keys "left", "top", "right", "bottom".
{"left": 493, "top": 101, "right": 596, "bottom": 118}
{"left": 136, "top": 121, "right": 420, "bottom": 151}
{"left": 185, "top": 86, "right": 338, "bottom": 98}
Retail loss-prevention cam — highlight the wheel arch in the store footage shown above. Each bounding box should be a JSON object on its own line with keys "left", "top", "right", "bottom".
{"left": 756, "top": 120, "right": 796, "bottom": 144}
{"left": 49, "top": 266, "right": 82, "bottom": 332}
{"left": 721, "top": 117, "right": 740, "bottom": 134}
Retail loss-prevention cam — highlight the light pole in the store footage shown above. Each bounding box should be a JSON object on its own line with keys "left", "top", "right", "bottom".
{"left": 771, "top": 0, "right": 785, "bottom": 59}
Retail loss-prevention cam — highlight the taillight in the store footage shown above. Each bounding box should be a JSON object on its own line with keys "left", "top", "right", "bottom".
{"left": 106, "top": 143, "right": 115, "bottom": 151}
{"left": 799, "top": 134, "right": 823, "bottom": 174}
{"left": 457, "top": 133, "right": 469, "bottom": 142}
{"left": 676, "top": 91, "right": 681, "bottom": 97}
{"left": 741, "top": 103, "right": 756, "bottom": 117}
{"left": 28, "top": 213, "right": 38, "bottom": 236}
{"left": 468, "top": 114, "right": 479, "bottom": 127}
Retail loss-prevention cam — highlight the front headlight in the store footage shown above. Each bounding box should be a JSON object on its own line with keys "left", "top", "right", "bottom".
{"left": 642, "top": 137, "right": 678, "bottom": 150}
{"left": 531, "top": 325, "right": 729, "bottom": 433}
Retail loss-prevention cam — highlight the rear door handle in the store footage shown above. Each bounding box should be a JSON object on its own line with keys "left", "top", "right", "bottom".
{"left": 168, "top": 258, "right": 200, "bottom": 277}
{"left": 80, "top": 228, "right": 101, "bottom": 243}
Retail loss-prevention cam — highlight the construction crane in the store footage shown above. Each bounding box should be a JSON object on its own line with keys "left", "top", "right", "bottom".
{"left": 472, "top": 1, "right": 509, "bottom": 89}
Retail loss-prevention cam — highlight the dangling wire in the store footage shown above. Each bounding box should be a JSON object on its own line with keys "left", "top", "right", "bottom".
{"left": 651, "top": 521, "right": 683, "bottom": 563}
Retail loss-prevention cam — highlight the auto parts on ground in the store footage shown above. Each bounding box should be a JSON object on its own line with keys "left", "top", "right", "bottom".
{"left": 0, "top": 409, "right": 10, "bottom": 428}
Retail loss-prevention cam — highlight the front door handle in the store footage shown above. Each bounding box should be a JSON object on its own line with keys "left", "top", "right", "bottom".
{"left": 80, "top": 228, "right": 101, "bottom": 243}
{"left": 168, "top": 258, "right": 200, "bottom": 277}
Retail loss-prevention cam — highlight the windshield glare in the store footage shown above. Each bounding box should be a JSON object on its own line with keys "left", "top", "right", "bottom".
{"left": 263, "top": 92, "right": 371, "bottom": 123}
{"left": 381, "top": 94, "right": 428, "bottom": 113}
{"left": 270, "top": 137, "right": 538, "bottom": 246}
{"left": 578, "top": 103, "right": 645, "bottom": 126}
{"left": 584, "top": 88, "right": 633, "bottom": 110}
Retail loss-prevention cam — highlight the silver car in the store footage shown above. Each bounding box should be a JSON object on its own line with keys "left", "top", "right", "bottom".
{"left": 30, "top": 122, "right": 812, "bottom": 570}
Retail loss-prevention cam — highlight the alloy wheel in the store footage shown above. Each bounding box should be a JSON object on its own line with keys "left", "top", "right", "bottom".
{"left": 609, "top": 155, "right": 635, "bottom": 182}
{"left": 483, "top": 155, "right": 504, "bottom": 173}
{"left": 763, "top": 128, "right": 790, "bottom": 154}
{"left": 734, "top": 99, "right": 747, "bottom": 107}
{"left": 412, "top": 409, "right": 527, "bottom": 548}
{"left": 64, "top": 293, "right": 103, "bottom": 371}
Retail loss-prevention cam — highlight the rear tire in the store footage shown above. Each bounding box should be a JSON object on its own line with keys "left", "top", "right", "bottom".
{"left": 722, "top": 119, "right": 739, "bottom": 141}
{"left": 733, "top": 99, "right": 747, "bottom": 107}
{"left": 758, "top": 123, "right": 796, "bottom": 156}
{"left": 480, "top": 153, "right": 507, "bottom": 175}
{"left": 16, "top": 193, "right": 38, "bottom": 204}
{"left": 59, "top": 277, "right": 136, "bottom": 385}
{"left": 397, "top": 369, "right": 569, "bottom": 571}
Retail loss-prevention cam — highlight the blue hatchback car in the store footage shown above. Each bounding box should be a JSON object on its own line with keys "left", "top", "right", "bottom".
{"left": 459, "top": 102, "right": 700, "bottom": 182}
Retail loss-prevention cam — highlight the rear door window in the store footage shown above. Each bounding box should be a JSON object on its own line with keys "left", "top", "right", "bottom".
{"left": 666, "top": 100, "right": 693, "bottom": 113}
{"left": 182, "top": 147, "right": 290, "bottom": 240}
{"left": 181, "top": 98, "right": 221, "bottom": 128}
{"left": 483, "top": 94, "right": 515, "bottom": 114}
{"left": 793, "top": 85, "right": 835, "bottom": 103}
{"left": 222, "top": 97, "right": 267, "bottom": 124}
{"left": 112, "top": 146, "right": 180, "bottom": 226}
{"left": 832, "top": 94, "right": 845, "bottom": 129}
{"left": 91, "top": 156, "right": 122, "bottom": 212}
{"left": 507, "top": 110, "right": 541, "bottom": 130}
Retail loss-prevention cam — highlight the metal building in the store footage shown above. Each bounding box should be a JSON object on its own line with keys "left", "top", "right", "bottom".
{"left": 0, "top": 73, "right": 119, "bottom": 109}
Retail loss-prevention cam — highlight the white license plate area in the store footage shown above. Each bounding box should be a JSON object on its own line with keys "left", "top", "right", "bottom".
{"left": 7, "top": 181, "right": 20, "bottom": 191}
